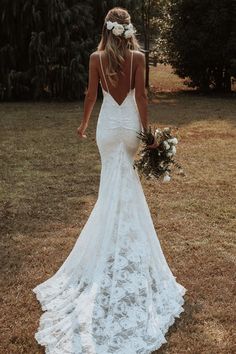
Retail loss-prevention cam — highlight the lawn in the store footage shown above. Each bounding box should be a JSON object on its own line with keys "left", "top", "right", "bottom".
{"left": 0, "top": 64, "right": 235, "bottom": 354}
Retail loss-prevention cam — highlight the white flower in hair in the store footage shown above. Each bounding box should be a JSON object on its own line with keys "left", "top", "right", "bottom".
{"left": 112, "top": 23, "right": 124, "bottom": 36}
{"left": 124, "top": 28, "right": 135, "bottom": 38}
{"left": 106, "top": 20, "right": 117, "bottom": 30}
{"left": 126, "top": 23, "right": 134, "bottom": 30}
{"left": 106, "top": 20, "right": 135, "bottom": 38}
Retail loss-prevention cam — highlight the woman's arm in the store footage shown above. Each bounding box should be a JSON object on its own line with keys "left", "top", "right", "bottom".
{"left": 77, "top": 52, "right": 99, "bottom": 138}
{"left": 134, "top": 52, "right": 148, "bottom": 132}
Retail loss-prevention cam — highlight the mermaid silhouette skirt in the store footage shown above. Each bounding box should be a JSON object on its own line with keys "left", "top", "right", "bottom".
{"left": 33, "top": 89, "right": 187, "bottom": 354}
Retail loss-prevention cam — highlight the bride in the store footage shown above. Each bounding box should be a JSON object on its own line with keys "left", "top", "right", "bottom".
{"left": 33, "top": 7, "right": 187, "bottom": 354}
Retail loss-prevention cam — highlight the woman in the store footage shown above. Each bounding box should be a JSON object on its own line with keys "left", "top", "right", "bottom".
{"left": 33, "top": 7, "right": 187, "bottom": 354}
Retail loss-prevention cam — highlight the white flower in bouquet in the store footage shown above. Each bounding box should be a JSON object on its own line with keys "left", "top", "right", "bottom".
{"left": 163, "top": 172, "right": 171, "bottom": 182}
{"left": 154, "top": 130, "right": 162, "bottom": 146}
{"left": 160, "top": 161, "right": 165, "bottom": 167}
{"left": 154, "top": 128, "right": 162, "bottom": 139}
{"left": 163, "top": 127, "right": 171, "bottom": 133}
{"left": 172, "top": 137, "right": 178, "bottom": 145}
{"left": 134, "top": 125, "right": 184, "bottom": 182}
{"left": 168, "top": 137, "right": 178, "bottom": 145}
{"left": 163, "top": 141, "right": 170, "bottom": 150}
{"left": 112, "top": 24, "right": 124, "bottom": 36}
{"left": 170, "top": 146, "right": 176, "bottom": 155}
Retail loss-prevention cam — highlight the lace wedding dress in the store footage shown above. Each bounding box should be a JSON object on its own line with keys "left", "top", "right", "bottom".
{"left": 33, "top": 50, "right": 187, "bottom": 354}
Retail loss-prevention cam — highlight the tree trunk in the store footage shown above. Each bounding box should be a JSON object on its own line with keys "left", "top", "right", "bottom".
{"left": 200, "top": 70, "right": 210, "bottom": 93}
{"left": 214, "top": 67, "right": 232, "bottom": 92}
{"left": 223, "top": 69, "right": 232, "bottom": 93}
{"left": 142, "top": 0, "right": 150, "bottom": 88}
{"left": 214, "top": 67, "right": 224, "bottom": 92}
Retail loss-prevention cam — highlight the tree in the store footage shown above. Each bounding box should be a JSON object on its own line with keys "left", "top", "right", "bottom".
{"left": 156, "top": 0, "right": 236, "bottom": 92}
{"left": 0, "top": 0, "right": 95, "bottom": 100}
{"left": 0, "top": 0, "right": 166, "bottom": 100}
{"left": 137, "top": 0, "right": 162, "bottom": 87}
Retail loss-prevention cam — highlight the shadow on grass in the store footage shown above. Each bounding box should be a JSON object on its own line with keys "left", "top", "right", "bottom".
{"left": 152, "top": 299, "right": 197, "bottom": 353}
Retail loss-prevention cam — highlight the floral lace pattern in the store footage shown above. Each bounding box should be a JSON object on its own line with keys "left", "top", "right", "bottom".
{"left": 34, "top": 257, "right": 186, "bottom": 354}
{"left": 33, "top": 86, "right": 187, "bottom": 354}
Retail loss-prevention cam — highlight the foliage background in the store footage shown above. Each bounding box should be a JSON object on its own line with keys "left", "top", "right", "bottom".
{"left": 155, "top": 0, "right": 236, "bottom": 92}
{"left": 0, "top": 0, "right": 235, "bottom": 100}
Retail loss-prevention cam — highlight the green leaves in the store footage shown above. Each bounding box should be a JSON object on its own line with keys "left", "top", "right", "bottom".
{"left": 0, "top": 0, "right": 95, "bottom": 100}
{"left": 156, "top": 0, "right": 235, "bottom": 92}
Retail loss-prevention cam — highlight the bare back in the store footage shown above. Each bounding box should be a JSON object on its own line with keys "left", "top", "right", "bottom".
{"left": 98, "top": 50, "right": 135, "bottom": 106}
{"left": 77, "top": 49, "right": 148, "bottom": 136}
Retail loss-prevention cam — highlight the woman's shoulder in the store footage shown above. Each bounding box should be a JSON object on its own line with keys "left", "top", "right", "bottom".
{"left": 132, "top": 49, "right": 144, "bottom": 56}
{"left": 132, "top": 50, "right": 145, "bottom": 64}
{"left": 90, "top": 50, "right": 101, "bottom": 60}
{"left": 89, "top": 51, "right": 102, "bottom": 68}
{"left": 89, "top": 49, "right": 144, "bottom": 63}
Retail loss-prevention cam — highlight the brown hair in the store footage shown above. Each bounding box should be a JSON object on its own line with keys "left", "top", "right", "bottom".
{"left": 97, "top": 7, "right": 141, "bottom": 86}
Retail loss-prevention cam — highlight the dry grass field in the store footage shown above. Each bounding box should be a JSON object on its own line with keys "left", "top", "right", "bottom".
{"left": 0, "top": 64, "right": 235, "bottom": 354}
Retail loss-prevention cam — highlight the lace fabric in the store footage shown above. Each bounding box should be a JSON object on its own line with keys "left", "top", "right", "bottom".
{"left": 33, "top": 55, "right": 187, "bottom": 353}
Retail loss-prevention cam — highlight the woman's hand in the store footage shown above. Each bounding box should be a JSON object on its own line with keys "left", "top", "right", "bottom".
{"left": 77, "top": 122, "right": 88, "bottom": 138}
{"left": 146, "top": 141, "right": 159, "bottom": 149}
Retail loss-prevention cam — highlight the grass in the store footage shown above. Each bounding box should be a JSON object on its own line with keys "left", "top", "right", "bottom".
{"left": 0, "top": 64, "right": 235, "bottom": 354}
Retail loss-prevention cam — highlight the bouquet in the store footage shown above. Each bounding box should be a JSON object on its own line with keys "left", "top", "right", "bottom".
{"left": 133, "top": 125, "right": 185, "bottom": 182}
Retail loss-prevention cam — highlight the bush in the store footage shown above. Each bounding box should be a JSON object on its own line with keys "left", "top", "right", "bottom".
{"left": 0, "top": 0, "right": 95, "bottom": 100}
{"left": 156, "top": 0, "right": 236, "bottom": 92}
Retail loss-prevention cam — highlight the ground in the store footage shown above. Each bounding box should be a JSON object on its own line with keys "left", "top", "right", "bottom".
{"left": 0, "top": 65, "right": 235, "bottom": 354}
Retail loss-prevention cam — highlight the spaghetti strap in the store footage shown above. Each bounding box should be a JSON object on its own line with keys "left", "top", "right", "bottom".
{"left": 130, "top": 50, "right": 134, "bottom": 91}
{"left": 99, "top": 52, "right": 110, "bottom": 94}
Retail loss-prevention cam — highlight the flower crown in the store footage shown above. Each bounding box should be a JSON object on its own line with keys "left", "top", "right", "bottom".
{"left": 106, "top": 21, "right": 136, "bottom": 39}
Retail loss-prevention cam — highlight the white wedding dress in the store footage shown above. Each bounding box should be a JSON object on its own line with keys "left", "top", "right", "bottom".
{"left": 33, "top": 50, "right": 187, "bottom": 354}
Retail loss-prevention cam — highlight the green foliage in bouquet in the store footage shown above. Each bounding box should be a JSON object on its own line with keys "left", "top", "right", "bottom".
{"left": 133, "top": 125, "right": 184, "bottom": 182}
